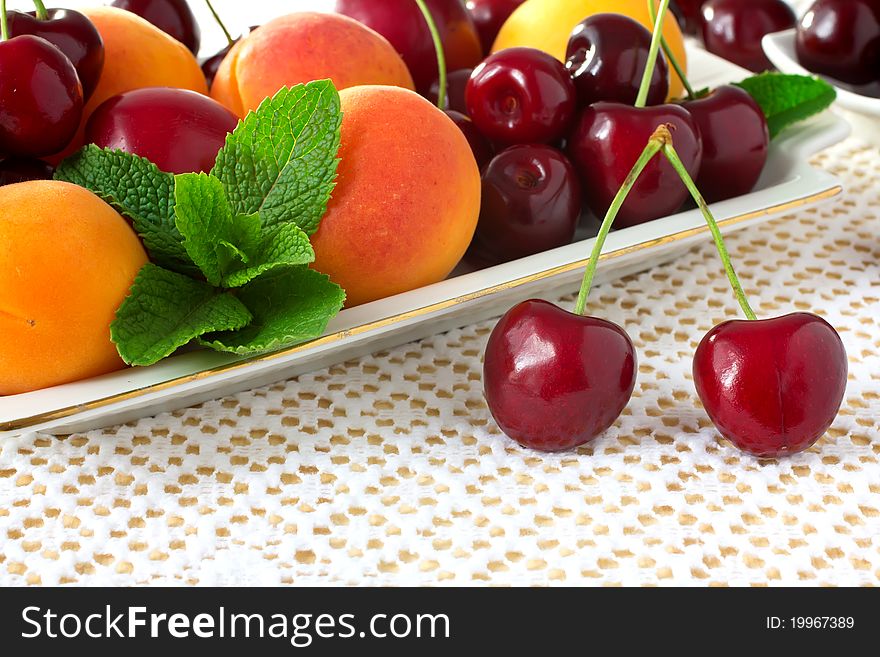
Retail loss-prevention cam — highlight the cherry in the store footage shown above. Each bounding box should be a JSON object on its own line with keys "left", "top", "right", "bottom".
{"left": 465, "top": 0, "right": 527, "bottom": 54}
{"left": 428, "top": 68, "right": 473, "bottom": 114}
{"left": 796, "top": 0, "right": 880, "bottom": 87}
{"left": 567, "top": 103, "right": 702, "bottom": 228}
{"left": 202, "top": 25, "right": 259, "bottom": 88}
{"left": 565, "top": 13, "right": 669, "bottom": 107}
{"left": 111, "top": 0, "right": 200, "bottom": 54}
{"left": 445, "top": 109, "right": 494, "bottom": 171}
{"left": 671, "top": 0, "right": 708, "bottom": 35}
{"left": 701, "top": 0, "right": 797, "bottom": 72}
{"left": 0, "top": 157, "right": 54, "bottom": 186}
{"left": 335, "top": 0, "right": 483, "bottom": 95}
{"left": 466, "top": 47, "right": 577, "bottom": 146}
{"left": 483, "top": 300, "right": 637, "bottom": 451}
{"left": 682, "top": 85, "right": 769, "bottom": 203}
{"left": 85, "top": 87, "right": 239, "bottom": 175}
{"left": 0, "top": 34, "right": 83, "bottom": 158}
{"left": 472, "top": 144, "right": 581, "bottom": 263}
{"left": 693, "top": 313, "right": 848, "bottom": 457}
{"left": 7, "top": 7, "right": 104, "bottom": 101}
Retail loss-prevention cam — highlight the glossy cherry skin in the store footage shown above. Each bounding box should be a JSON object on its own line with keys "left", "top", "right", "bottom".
{"left": 694, "top": 313, "right": 847, "bottom": 457}
{"left": 565, "top": 13, "right": 669, "bottom": 107}
{"left": 672, "top": 0, "right": 709, "bottom": 35}
{"left": 701, "top": 0, "right": 797, "bottom": 72}
{"left": 466, "top": 47, "right": 577, "bottom": 145}
{"left": 445, "top": 110, "right": 494, "bottom": 171}
{"left": 7, "top": 9, "right": 104, "bottom": 101}
{"left": 682, "top": 85, "right": 769, "bottom": 203}
{"left": 0, "top": 35, "right": 83, "bottom": 158}
{"left": 483, "top": 299, "right": 637, "bottom": 452}
{"left": 472, "top": 144, "right": 581, "bottom": 263}
{"left": 335, "top": 0, "right": 483, "bottom": 95}
{"left": 111, "top": 0, "right": 200, "bottom": 54}
{"left": 428, "top": 68, "right": 473, "bottom": 114}
{"left": 567, "top": 103, "right": 703, "bottom": 228}
{"left": 202, "top": 25, "right": 260, "bottom": 87}
{"left": 85, "top": 88, "right": 239, "bottom": 175}
{"left": 466, "top": 0, "right": 527, "bottom": 53}
{"left": 796, "top": 0, "right": 880, "bottom": 86}
{"left": 0, "top": 158, "right": 55, "bottom": 186}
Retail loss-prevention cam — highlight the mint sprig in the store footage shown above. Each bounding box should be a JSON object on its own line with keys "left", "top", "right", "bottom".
{"left": 57, "top": 82, "right": 346, "bottom": 366}
{"left": 734, "top": 72, "right": 837, "bottom": 139}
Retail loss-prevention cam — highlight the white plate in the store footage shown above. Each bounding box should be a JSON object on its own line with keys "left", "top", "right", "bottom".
{"left": 763, "top": 28, "right": 880, "bottom": 117}
{"left": 0, "top": 47, "right": 850, "bottom": 438}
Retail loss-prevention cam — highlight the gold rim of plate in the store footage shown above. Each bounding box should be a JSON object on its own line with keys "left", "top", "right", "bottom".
{"left": 3, "top": 185, "right": 842, "bottom": 433}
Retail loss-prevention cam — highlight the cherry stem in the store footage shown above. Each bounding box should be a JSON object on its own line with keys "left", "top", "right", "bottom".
{"left": 414, "top": 0, "right": 447, "bottom": 110}
{"left": 31, "top": 0, "right": 48, "bottom": 21}
{"left": 574, "top": 126, "right": 670, "bottom": 316}
{"left": 205, "top": 0, "right": 234, "bottom": 47}
{"left": 635, "top": 0, "right": 671, "bottom": 108}
{"left": 0, "top": 0, "right": 8, "bottom": 41}
{"left": 661, "top": 142, "right": 758, "bottom": 320}
{"left": 647, "top": 0, "right": 695, "bottom": 100}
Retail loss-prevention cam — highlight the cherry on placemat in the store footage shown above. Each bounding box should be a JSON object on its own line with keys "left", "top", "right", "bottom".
{"left": 700, "top": 0, "right": 796, "bottom": 72}
{"left": 111, "top": 0, "right": 200, "bottom": 54}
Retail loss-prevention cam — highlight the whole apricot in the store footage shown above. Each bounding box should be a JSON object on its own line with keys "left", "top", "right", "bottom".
{"left": 311, "top": 86, "right": 481, "bottom": 308}
{"left": 0, "top": 181, "right": 148, "bottom": 396}
{"left": 210, "top": 13, "right": 415, "bottom": 118}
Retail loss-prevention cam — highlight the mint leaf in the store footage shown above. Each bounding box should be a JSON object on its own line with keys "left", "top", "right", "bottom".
{"left": 111, "top": 264, "right": 252, "bottom": 366}
{"left": 222, "top": 223, "right": 314, "bottom": 288}
{"left": 201, "top": 268, "right": 345, "bottom": 355}
{"left": 212, "top": 82, "right": 342, "bottom": 234}
{"left": 734, "top": 73, "right": 837, "bottom": 139}
{"left": 55, "top": 146, "right": 195, "bottom": 274}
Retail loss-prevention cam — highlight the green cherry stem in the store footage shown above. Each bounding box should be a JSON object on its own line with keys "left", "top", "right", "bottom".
{"left": 205, "top": 0, "right": 234, "bottom": 47}
{"left": 31, "top": 0, "right": 48, "bottom": 21}
{"left": 0, "top": 0, "right": 9, "bottom": 41}
{"left": 574, "top": 126, "right": 670, "bottom": 316}
{"left": 415, "top": 0, "right": 447, "bottom": 110}
{"left": 661, "top": 142, "right": 758, "bottom": 320}
{"left": 635, "top": 0, "right": 671, "bottom": 108}
{"left": 647, "top": 0, "right": 696, "bottom": 100}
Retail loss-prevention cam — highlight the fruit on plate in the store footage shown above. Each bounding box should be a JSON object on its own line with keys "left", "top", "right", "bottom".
{"left": 796, "top": 0, "right": 880, "bottom": 86}
{"left": 211, "top": 13, "right": 415, "bottom": 118}
{"left": 311, "top": 85, "right": 480, "bottom": 307}
{"left": 0, "top": 180, "right": 148, "bottom": 396}
{"left": 682, "top": 85, "right": 769, "bottom": 202}
{"left": 472, "top": 144, "right": 581, "bottom": 263}
{"left": 466, "top": 0, "right": 527, "bottom": 53}
{"left": 334, "top": 0, "right": 483, "bottom": 95}
{"left": 0, "top": 158, "right": 54, "bottom": 186}
{"left": 110, "top": 0, "right": 200, "bottom": 54}
{"left": 85, "top": 87, "right": 239, "bottom": 175}
{"left": 565, "top": 13, "right": 669, "bottom": 107}
{"left": 7, "top": 6, "right": 104, "bottom": 100}
{"left": 700, "top": 0, "right": 797, "bottom": 72}
{"left": 693, "top": 313, "right": 848, "bottom": 457}
{"left": 0, "top": 34, "right": 83, "bottom": 157}
{"left": 491, "top": 0, "right": 688, "bottom": 100}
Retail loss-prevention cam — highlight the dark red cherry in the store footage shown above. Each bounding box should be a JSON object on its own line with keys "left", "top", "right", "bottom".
{"left": 671, "top": 0, "right": 708, "bottom": 35}
{"left": 472, "top": 144, "right": 581, "bottom": 263}
{"left": 466, "top": 47, "right": 577, "bottom": 145}
{"left": 483, "top": 299, "right": 637, "bottom": 452}
{"left": 85, "top": 87, "right": 239, "bottom": 175}
{"left": 428, "top": 68, "right": 473, "bottom": 114}
{"left": 466, "top": 0, "right": 527, "bottom": 54}
{"left": 694, "top": 313, "right": 847, "bottom": 457}
{"left": 7, "top": 8, "right": 104, "bottom": 101}
{"left": 202, "top": 25, "right": 260, "bottom": 87}
{"left": 796, "top": 0, "right": 880, "bottom": 86}
{"left": 682, "top": 85, "right": 769, "bottom": 203}
{"left": 701, "top": 0, "right": 796, "bottom": 72}
{"left": 565, "top": 13, "right": 669, "bottom": 107}
{"left": 335, "top": 0, "right": 483, "bottom": 95}
{"left": 567, "top": 102, "right": 703, "bottom": 228}
{"left": 445, "top": 110, "right": 494, "bottom": 171}
{"left": 111, "top": 0, "right": 200, "bottom": 54}
{"left": 0, "top": 35, "right": 83, "bottom": 158}
{"left": 0, "top": 158, "right": 55, "bottom": 186}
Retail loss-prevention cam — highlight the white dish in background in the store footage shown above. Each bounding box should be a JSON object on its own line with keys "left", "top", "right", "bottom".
{"left": 0, "top": 47, "right": 851, "bottom": 438}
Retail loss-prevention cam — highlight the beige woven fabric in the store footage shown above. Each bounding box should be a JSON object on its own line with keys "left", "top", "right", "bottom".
{"left": 1, "top": 138, "right": 878, "bottom": 586}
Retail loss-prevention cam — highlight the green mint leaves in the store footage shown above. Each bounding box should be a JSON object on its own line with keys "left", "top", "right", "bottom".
{"left": 734, "top": 73, "right": 837, "bottom": 139}
{"left": 55, "top": 81, "right": 346, "bottom": 366}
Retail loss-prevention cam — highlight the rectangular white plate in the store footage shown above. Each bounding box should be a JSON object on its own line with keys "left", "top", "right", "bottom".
{"left": 0, "top": 46, "right": 850, "bottom": 437}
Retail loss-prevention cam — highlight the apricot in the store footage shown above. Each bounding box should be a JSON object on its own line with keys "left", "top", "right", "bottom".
{"left": 211, "top": 13, "right": 415, "bottom": 118}
{"left": 0, "top": 181, "right": 148, "bottom": 396}
{"left": 311, "top": 86, "right": 481, "bottom": 308}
